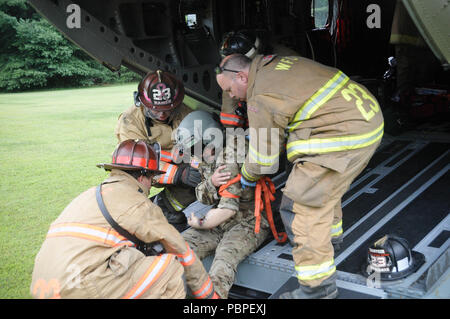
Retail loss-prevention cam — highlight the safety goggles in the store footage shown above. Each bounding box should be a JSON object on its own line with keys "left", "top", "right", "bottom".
{"left": 214, "top": 65, "right": 240, "bottom": 75}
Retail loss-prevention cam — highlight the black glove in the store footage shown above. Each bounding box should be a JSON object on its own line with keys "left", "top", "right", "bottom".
{"left": 174, "top": 164, "right": 202, "bottom": 188}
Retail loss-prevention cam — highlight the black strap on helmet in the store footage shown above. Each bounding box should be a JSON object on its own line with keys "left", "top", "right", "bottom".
{"left": 134, "top": 91, "right": 141, "bottom": 107}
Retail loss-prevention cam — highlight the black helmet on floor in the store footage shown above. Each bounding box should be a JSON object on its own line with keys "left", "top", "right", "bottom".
{"left": 362, "top": 234, "right": 425, "bottom": 281}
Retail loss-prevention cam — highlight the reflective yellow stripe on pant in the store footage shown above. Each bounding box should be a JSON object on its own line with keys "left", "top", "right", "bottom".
{"left": 295, "top": 259, "right": 336, "bottom": 282}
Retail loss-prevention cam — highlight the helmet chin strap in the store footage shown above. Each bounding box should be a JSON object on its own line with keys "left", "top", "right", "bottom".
{"left": 245, "top": 37, "right": 260, "bottom": 59}
{"left": 143, "top": 105, "right": 179, "bottom": 124}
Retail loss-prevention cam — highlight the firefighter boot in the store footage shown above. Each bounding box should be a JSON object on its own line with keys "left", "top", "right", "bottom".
{"left": 279, "top": 273, "right": 338, "bottom": 299}
{"left": 332, "top": 235, "right": 343, "bottom": 251}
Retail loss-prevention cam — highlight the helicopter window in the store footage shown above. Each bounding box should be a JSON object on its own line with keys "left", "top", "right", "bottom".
{"left": 311, "top": 0, "right": 329, "bottom": 29}
{"left": 185, "top": 14, "right": 198, "bottom": 29}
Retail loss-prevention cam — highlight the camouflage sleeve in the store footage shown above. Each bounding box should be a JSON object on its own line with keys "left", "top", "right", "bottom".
{"left": 217, "top": 162, "right": 240, "bottom": 212}
{"left": 195, "top": 164, "right": 219, "bottom": 205}
{"left": 214, "top": 132, "right": 247, "bottom": 211}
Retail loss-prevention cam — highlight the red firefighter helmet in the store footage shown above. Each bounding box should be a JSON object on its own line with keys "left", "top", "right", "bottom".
{"left": 137, "top": 70, "right": 185, "bottom": 112}
{"left": 97, "top": 139, "right": 165, "bottom": 175}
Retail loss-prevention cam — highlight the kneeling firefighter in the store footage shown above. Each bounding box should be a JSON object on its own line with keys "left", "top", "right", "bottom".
{"left": 30, "top": 139, "right": 218, "bottom": 299}
{"left": 115, "top": 70, "right": 201, "bottom": 232}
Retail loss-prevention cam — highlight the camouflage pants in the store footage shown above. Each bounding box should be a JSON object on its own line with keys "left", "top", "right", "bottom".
{"left": 182, "top": 211, "right": 269, "bottom": 298}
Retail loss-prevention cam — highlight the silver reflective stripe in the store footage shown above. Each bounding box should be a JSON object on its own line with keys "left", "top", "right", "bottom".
{"left": 287, "top": 71, "right": 349, "bottom": 132}
{"left": 331, "top": 221, "right": 343, "bottom": 237}
{"left": 287, "top": 123, "right": 384, "bottom": 158}
{"left": 177, "top": 244, "right": 195, "bottom": 266}
{"left": 165, "top": 188, "right": 185, "bottom": 211}
{"left": 248, "top": 144, "right": 280, "bottom": 166}
{"left": 162, "top": 164, "right": 175, "bottom": 184}
{"left": 193, "top": 277, "right": 213, "bottom": 299}
{"left": 125, "top": 254, "right": 171, "bottom": 299}
{"left": 295, "top": 259, "right": 336, "bottom": 281}
{"left": 47, "top": 223, "right": 134, "bottom": 246}
{"left": 220, "top": 114, "right": 243, "bottom": 125}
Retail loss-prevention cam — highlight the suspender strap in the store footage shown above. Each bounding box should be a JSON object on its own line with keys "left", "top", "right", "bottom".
{"left": 96, "top": 184, "right": 145, "bottom": 246}
{"left": 96, "top": 183, "right": 164, "bottom": 256}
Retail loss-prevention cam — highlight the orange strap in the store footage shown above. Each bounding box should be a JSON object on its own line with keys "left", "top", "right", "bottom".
{"left": 218, "top": 174, "right": 287, "bottom": 244}
{"left": 255, "top": 177, "right": 287, "bottom": 243}
{"left": 218, "top": 174, "right": 241, "bottom": 199}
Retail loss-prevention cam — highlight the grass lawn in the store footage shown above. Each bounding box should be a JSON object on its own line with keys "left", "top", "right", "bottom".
{"left": 0, "top": 82, "right": 209, "bottom": 298}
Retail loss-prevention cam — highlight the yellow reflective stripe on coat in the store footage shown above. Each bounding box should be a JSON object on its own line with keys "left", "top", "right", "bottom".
{"left": 248, "top": 143, "right": 280, "bottom": 166}
{"left": 164, "top": 188, "right": 185, "bottom": 211}
{"left": 122, "top": 254, "right": 174, "bottom": 299}
{"left": 331, "top": 220, "right": 343, "bottom": 238}
{"left": 287, "top": 122, "right": 384, "bottom": 160}
{"left": 295, "top": 259, "right": 336, "bottom": 281}
{"left": 176, "top": 243, "right": 196, "bottom": 266}
{"left": 287, "top": 71, "right": 350, "bottom": 132}
{"left": 241, "top": 163, "right": 259, "bottom": 182}
{"left": 46, "top": 223, "right": 135, "bottom": 247}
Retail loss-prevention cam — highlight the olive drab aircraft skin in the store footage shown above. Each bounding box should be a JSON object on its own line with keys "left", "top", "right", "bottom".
{"left": 28, "top": 0, "right": 449, "bottom": 299}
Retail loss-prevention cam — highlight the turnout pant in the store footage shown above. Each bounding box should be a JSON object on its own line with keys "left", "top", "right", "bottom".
{"left": 81, "top": 248, "right": 186, "bottom": 299}
{"left": 182, "top": 212, "right": 269, "bottom": 298}
{"left": 280, "top": 143, "right": 379, "bottom": 288}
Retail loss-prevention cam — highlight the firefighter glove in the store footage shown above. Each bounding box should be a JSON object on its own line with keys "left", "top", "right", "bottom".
{"left": 175, "top": 164, "right": 202, "bottom": 188}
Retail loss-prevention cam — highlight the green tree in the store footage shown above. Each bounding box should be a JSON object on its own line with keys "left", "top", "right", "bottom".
{"left": 0, "top": 0, "right": 139, "bottom": 92}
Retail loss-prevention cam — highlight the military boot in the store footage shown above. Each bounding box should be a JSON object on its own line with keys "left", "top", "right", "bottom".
{"left": 279, "top": 273, "right": 338, "bottom": 299}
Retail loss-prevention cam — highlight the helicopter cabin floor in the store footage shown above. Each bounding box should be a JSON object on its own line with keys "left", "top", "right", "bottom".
{"left": 210, "top": 119, "right": 450, "bottom": 299}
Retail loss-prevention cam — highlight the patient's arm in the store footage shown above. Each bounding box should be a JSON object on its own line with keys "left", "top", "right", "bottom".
{"left": 187, "top": 208, "right": 237, "bottom": 229}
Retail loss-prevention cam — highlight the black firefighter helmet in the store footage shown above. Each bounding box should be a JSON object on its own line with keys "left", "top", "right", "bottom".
{"left": 362, "top": 234, "right": 425, "bottom": 281}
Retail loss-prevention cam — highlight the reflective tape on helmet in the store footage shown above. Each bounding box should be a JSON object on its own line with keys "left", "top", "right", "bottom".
{"left": 287, "top": 122, "right": 384, "bottom": 159}
{"left": 295, "top": 259, "right": 336, "bottom": 281}
{"left": 122, "top": 254, "right": 174, "bottom": 299}
{"left": 287, "top": 71, "right": 349, "bottom": 132}
{"left": 46, "top": 223, "right": 135, "bottom": 247}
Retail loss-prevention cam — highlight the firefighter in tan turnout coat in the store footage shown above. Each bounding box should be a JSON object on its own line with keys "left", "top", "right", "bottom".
{"left": 30, "top": 140, "right": 218, "bottom": 299}
{"left": 115, "top": 70, "right": 200, "bottom": 232}
{"left": 216, "top": 53, "right": 384, "bottom": 298}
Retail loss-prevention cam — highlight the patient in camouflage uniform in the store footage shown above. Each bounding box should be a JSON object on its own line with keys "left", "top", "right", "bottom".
{"left": 181, "top": 128, "right": 270, "bottom": 299}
